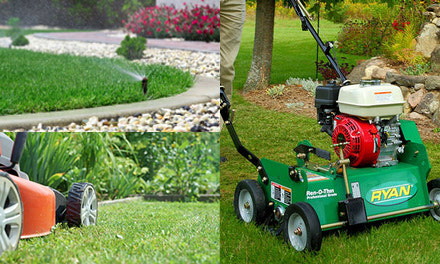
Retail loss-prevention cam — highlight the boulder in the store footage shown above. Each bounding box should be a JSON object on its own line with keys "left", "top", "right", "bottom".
{"left": 386, "top": 72, "right": 398, "bottom": 84}
{"left": 415, "top": 92, "right": 435, "bottom": 115}
{"left": 409, "top": 112, "right": 427, "bottom": 119}
{"left": 364, "top": 65, "right": 380, "bottom": 79}
{"left": 425, "top": 75, "right": 440, "bottom": 90}
{"left": 347, "top": 57, "right": 386, "bottom": 83}
{"left": 395, "top": 75, "right": 426, "bottom": 87}
{"left": 424, "top": 11, "right": 436, "bottom": 20}
{"left": 431, "top": 46, "right": 440, "bottom": 71}
{"left": 416, "top": 23, "right": 440, "bottom": 58}
{"left": 372, "top": 67, "right": 397, "bottom": 80}
{"left": 408, "top": 89, "right": 425, "bottom": 108}
{"left": 428, "top": 4, "right": 440, "bottom": 16}
{"left": 434, "top": 18, "right": 440, "bottom": 27}
{"left": 414, "top": 83, "right": 425, "bottom": 91}
{"left": 429, "top": 98, "right": 440, "bottom": 113}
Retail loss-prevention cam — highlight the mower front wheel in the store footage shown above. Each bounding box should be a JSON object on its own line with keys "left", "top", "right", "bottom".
{"left": 233, "top": 179, "right": 267, "bottom": 224}
{"left": 0, "top": 173, "right": 23, "bottom": 255}
{"left": 428, "top": 179, "right": 440, "bottom": 221}
{"left": 66, "top": 183, "right": 98, "bottom": 227}
{"left": 283, "top": 202, "right": 322, "bottom": 252}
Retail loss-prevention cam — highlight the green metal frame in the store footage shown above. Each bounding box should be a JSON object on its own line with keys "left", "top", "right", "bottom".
{"left": 256, "top": 120, "right": 433, "bottom": 231}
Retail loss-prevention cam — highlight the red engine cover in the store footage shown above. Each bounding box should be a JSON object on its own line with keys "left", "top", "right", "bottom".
{"left": 332, "top": 115, "right": 380, "bottom": 167}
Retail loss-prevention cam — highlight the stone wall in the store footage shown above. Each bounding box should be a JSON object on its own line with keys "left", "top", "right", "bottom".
{"left": 347, "top": 57, "right": 440, "bottom": 127}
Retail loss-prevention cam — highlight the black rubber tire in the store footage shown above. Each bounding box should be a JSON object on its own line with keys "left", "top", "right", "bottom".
{"left": 0, "top": 172, "right": 23, "bottom": 254}
{"left": 427, "top": 178, "right": 440, "bottom": 221}
{"left": 283, "top": 202, "right": 322, "bottom": 252}
{"left": 66, "top": 182, "right": 97, "bottom": 227}
{"left": 233, "top": 179, "right": 267, "bottom": 225}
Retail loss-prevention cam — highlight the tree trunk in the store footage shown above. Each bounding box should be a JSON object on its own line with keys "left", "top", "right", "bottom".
{"left": 243, "top": 0, "right": 275, "bottom": 92}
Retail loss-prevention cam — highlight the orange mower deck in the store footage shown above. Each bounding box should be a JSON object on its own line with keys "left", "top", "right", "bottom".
{"left": 12, "top": 176, "right": 55, "bottom": 238}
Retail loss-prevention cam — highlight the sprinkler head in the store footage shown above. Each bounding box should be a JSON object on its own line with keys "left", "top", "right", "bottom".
{"left": 142, "top": 77, "right": 148, "bottom": 95}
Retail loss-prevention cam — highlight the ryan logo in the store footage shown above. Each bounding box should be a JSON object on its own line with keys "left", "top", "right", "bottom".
{"left": 366, "top": 183, "right": 417, "bottom": 206}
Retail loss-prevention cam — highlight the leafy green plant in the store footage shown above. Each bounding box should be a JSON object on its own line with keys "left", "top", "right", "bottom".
{"left": 384, "top": 23, "right": 425, "bottom": 66}
{"left": 286, "top": 77, "right": 321, "bottom": 94}
{"left": 266, "top": 84, "right": 286, "bottom": 98}
{"left": 401, "top": 63, "right": 430, "bottom": 75}
{"left": 144, "top": 133, "right": 220, "bottom": 199}
{"left": 12, "top": 34, "right": 29, "bottom": 46}
{"left": 19, "top": 133, "right": 76, "bottom": 191}
{"left": 116, "top": 35, "right": 147, "bottom": 60}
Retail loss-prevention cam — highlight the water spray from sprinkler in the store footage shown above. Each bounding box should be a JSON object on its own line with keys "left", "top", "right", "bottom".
{"left": 142, "top": 77, "right": 148, "bottom": 95}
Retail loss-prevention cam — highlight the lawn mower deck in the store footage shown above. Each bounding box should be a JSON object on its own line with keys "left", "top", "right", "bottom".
{"left": 0, "top": 133, "right": 98, "bottom": 255}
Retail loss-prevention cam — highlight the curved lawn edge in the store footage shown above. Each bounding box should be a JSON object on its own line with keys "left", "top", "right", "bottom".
{"left": 0, "top": 76, "right": 219, "bottom": 130}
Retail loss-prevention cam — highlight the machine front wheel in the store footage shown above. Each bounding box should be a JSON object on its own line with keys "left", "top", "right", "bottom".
{"left": 283, "top": 202, "right": 322, "bottom": 252}
{"left": 66, "top": 183, "right": 98, "bottom": 227}
{"left": 233, "top": 179, "right": 267, "bottom": 224}
{"left": 0, "top": 173, "right": 23, "bottom": 255}
{"left": 428, "top": 179, "right": 440, "bottom": 221}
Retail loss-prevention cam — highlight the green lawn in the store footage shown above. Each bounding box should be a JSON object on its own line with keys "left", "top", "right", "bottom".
{"left": 234, "top": 18, "right": 367, "bottom": 89}
{"left": 0, "top": 49, "right": 193, "bottom": 115}
{"left": 221, "top": 17, "right": 440, "bottom": 263}
{"left": 0, "top": 200, "right": 219, "bottom": 264}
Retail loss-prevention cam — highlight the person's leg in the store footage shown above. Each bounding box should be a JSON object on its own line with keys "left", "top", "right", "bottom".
{"left": 220, "top": 0, "right": 246, "bottom": 98}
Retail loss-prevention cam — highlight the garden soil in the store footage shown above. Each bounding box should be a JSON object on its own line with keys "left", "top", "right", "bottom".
{"left": 243, "top": 85, "right": 440, "bottom": 143}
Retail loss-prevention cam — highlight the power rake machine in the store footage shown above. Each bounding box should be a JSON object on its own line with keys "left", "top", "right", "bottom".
{"left": 220, "top": 0, "right": 440, "bottom": 252}
{"left": 0, "top": 132, "right": 98, "bottom": 255}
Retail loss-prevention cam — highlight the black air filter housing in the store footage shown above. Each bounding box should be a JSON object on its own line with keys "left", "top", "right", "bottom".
{"left": 315, "top": 82, "right": 341, "bottom": 108}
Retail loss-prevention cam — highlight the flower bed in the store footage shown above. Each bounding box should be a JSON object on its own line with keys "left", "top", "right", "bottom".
{"left": 123, "top": 4, "right": 220, "bottom": 42}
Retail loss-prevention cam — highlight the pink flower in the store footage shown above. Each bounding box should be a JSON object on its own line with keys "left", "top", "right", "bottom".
{"left": 157, "top": 28, "right": 161, "bottom": 32}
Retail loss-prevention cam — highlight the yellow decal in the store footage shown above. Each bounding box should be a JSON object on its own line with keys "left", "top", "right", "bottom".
{"left": 370, "top": 185, "right": 412, "bottom": 202}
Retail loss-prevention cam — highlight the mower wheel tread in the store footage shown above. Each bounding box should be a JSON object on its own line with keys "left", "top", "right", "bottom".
{"left": 66, "top": 182, "right": 96, "bottom": 227}
{"left": 234, "top": 179, "right": 267, "bottom": 224}
{"left": 283, "top": 202, "right": 322, "bottom": 251}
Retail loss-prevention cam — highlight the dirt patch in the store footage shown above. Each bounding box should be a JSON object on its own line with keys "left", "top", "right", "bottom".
{"left": 242, "top": 85, "right": 440, "bottom": 143}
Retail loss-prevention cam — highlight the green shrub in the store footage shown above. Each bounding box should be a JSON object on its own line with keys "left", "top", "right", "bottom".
{"left": 337, "top": 17, "right": 392, "bottom": 56}
{"left": 12, "top": 34, "right": 29, "bottom": 46}
{"left": 266, "top": 84, "right": 286, "bottom": 98}
{"left": 116, "top": 35, "right": 147, "bottom": 60}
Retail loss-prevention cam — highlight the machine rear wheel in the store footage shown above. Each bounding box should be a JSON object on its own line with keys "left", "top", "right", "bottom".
{"left": 428, "top": 179, "right": 440, "bottom": 221}
{"left": 66, "top": 183, "right": 98, "bottom": 227}
{"left": 233, "top": 179, "right": 267, "bottom": 224}
{"left": 0, "top": 173, "right": 23, "bottom": 255}
{"left": 283, "top": 202, "right": 322, "bottom": 252}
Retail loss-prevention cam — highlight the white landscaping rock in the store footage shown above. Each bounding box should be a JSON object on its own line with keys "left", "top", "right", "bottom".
{"left": 416, "top": 23, "right": 440, "bottom": 58}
